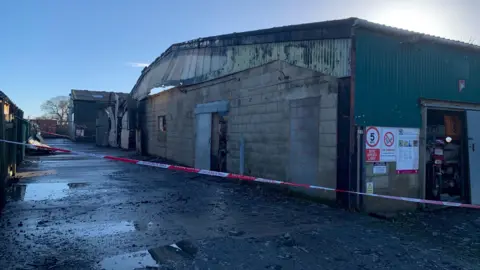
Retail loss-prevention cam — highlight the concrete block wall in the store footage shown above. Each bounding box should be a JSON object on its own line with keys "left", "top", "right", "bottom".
{"left": 363, "top": 163, "right": 420, "bottom": 213}
{"left": 145, "top": 91, "right": 169, "bottom": 159}
{"left": 145, "top": 61, "right": 338, "bottom": 199}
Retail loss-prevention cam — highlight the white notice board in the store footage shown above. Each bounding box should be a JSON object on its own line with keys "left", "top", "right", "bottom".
{"left": 396, "top": 128, "right": 420, "bottom": 174}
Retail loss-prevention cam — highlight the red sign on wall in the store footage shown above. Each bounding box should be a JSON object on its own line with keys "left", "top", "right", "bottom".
{"left": 366, "top": 149, "right": 380, "bottom": 162}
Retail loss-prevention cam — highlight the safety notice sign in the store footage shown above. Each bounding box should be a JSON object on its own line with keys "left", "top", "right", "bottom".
{"left": 365, "top": 127, "right": 381, "bottom": 162}
{"left": 365, "top": 126, "right": 397, "bottom": 162}
{"left": 396, "top": 128, "right": 420, "bottom": 174}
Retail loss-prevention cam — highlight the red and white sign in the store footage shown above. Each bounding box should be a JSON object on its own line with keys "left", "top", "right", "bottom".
{"left": 365, "top": 126, "right": 381, "bottom": 162}
{"left": 380, "top": 128, "right": 396, "bottom": 162}
{"left": 366, "top": 127, "right": 380, "bottom": 148}
{"left": 384, "top": 132, "right": 394, "bottom": 147}
{"left": 366, "top": 149, "right": 380, "bottom": 162}
{"left": 365, "top": 126, "right": 397, "bottom": 162}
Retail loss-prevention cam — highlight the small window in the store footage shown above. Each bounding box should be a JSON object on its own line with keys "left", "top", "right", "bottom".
{"left": 158, "top": 115, "right": 166, "bottom": 132}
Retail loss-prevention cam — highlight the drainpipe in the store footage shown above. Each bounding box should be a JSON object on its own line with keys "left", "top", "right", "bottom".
{"left": 356, "top": 127, "right": 362, "bottom": 209}
{"left": 240, "top": 135, "right": 245, "bottom": 175}
{"left": 115, "top": 94, "right": 119, "bottom": 147}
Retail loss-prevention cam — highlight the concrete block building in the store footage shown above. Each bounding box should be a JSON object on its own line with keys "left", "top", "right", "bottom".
{"left": 143, "top": 61, "right": 339, "bottom": 200}
{"left": 128, "top": 18, "right": 480, "bottom": 213}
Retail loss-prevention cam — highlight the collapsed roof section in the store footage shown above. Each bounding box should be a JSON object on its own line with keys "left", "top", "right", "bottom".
{"left": 0, "top": 90, "right": 23, "bottom": 116}
{"left": 70, "top": 89, "right": 128, "bottom": 103}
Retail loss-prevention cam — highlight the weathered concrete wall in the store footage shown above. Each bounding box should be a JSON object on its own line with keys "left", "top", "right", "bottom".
{"left": 106, "top": 107, "right": 117, "bottom": 147}
{"left": 363, "top": 163, "right": 420, "bottom": 213}
{"left": 145, "top": 61, "right": 338, "bottom": 199}
{"left": 120, "top": 112, "right": 130, "bottom": 150}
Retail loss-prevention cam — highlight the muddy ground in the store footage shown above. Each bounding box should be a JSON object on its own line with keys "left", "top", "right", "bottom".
{"left": 0, "top": 139, "right": 479, "bottom": 270}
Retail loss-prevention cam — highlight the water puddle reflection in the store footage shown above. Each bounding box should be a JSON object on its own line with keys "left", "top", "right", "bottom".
{"left": 72, "top": 221, "right": 136, "bottom": 237}
{"left": 7, "top": 182, "right": 89, "bottom": 201}
{"left": 99, "top": 240, "right": 197, "bottom": 270}
{"left": 55, "top": 221, "right": 156, "bottom": 237}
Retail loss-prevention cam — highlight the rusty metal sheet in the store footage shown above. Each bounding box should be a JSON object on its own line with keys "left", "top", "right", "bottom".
{"left": 132, "top": 39, "right": 351, "bottom": 100}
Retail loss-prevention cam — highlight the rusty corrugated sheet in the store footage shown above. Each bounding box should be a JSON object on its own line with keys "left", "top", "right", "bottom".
{"left": 133, "top": 39, "right": 351, "bottom": 99}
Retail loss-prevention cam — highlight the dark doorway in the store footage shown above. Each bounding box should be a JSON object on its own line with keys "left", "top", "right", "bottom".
{"left": 425, "top": 109, "right": 468, "bottom": 203}
{"left": 211, "top": 113, "right": 228, "bottom": 172}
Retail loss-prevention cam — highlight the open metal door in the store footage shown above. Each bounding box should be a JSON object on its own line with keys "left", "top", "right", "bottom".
{"left": 467, "top": 110, "right": 480, "bottom": 205}
{"left": 195, "top": 113, "right": 212, "bottom": 169}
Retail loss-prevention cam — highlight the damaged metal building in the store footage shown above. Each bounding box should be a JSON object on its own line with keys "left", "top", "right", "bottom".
{"left": 68, "top": 89, "right": 129, "bottom": 147}
{"left": 128, "top": 17, "right": 480, "bottom": 212}
{"left": 0, "top": 91, "right": 28, "bottom": 208}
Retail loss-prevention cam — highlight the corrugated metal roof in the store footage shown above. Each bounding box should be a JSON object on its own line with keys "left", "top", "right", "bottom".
{"left": 132, "top": 39, "right": 351, "bottom": 99}
{"left": 71, "top": 89, "right": 128, "bottom": 102}
{"left": 353, "top": 19, "right": 480, "bottom": 52}
{"left": 130, "top": 17, "right": 480, "bottom": 100}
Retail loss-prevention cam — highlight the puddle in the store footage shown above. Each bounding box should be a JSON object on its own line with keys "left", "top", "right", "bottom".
{"left": 7, "top": 182, "right": 89, "bottom": 201}
{"left": 99, "top": 240, "right": 197, "bottom": 270}
{"left": 41, "top": 220, "right": 156, "bottom": 237}
{"left": 71, "top": 221, "right": 136, "bottom": 237}
{"left": 77, "top": 221, "right": 158, "bottom": 237}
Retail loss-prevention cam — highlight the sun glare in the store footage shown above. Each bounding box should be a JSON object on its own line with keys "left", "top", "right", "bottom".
{"left": 371, "top": 6, "right": 444, "bottom": 37}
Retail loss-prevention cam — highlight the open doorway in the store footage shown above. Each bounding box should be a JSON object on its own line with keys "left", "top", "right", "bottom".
{"left": 211, "top": 113, "right": 228, "bottom": 172}
{"left": 194, "top": 112, "right": 228, "bottom": 171}
{"left": 425, "top": 109, "right": 469, "bottom": 203}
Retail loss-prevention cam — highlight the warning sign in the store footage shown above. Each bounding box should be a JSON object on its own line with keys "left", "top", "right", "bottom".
{"left": 384, "top": 132, "right": 394, "bottom": 147}
{"left": 365, "top": 126, "right": 397, "bottom": 162}
{"left": 380, "top": 128, "right": 396, "bottom": 162}
{"left": 366, "top": 182, "right": 374, "bottom": 194}
{"left": 366, "top": 149, "right": 380, "bottom": 162}
{"left": 366, "top": 127, "right": 380, "bottom": 148}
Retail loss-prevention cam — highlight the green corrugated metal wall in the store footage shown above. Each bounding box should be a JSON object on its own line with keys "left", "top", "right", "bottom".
{"left": 355, "top": 28, "right": 480, "bottom": 127}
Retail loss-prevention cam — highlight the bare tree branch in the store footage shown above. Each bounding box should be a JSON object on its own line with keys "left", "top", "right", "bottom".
{"left": 40, "top": 96, "right": 69, "bottom": 124}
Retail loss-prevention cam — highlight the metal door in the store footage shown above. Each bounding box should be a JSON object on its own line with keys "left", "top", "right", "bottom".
{"left": 467, "top": 110, "right": 480, "bottom": 204}
{"left": 96, "top": 110, "right": 109, "bottom": 147}
{"left": 195, "top": 113, "right": 212, "bottom": 169}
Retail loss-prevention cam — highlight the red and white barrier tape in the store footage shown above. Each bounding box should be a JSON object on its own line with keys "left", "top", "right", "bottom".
{"left": 3, "top": 138, "right": 480, "bottom": 210}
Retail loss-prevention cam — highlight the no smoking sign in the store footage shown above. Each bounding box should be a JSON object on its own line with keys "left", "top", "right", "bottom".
{"left": 384, "top": 132, "right": 394, "bottom": 147}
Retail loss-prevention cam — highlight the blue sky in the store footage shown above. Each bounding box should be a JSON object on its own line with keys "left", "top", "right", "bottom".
{"left": 0, "top": 0, "right": 478, "bottom": 117}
